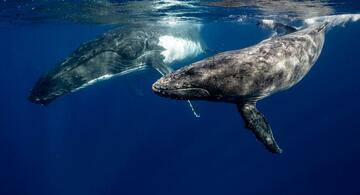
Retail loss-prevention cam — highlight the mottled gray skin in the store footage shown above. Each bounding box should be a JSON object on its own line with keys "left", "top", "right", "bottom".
{"left": 153, "top": 23, "right": 327, "bottom": 153}
{"left": 29, "top": 25, "right": 199, "bottom": 106}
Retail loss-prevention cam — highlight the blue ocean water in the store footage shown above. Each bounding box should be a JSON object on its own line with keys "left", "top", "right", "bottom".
{"left": 0, "top": 1, "right": 360, "bottom": 195}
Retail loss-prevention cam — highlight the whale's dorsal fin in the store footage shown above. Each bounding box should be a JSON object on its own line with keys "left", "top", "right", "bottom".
{"left": 237, "top": 102, "right": 282, "bottom": 153}
{"left": 257, "top": 20, "right": 297, "bottom": 36}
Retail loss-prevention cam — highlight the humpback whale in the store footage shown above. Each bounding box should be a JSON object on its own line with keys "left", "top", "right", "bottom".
{"left": 152, "top": 22, "right": 328, "bottom": 153}
{"left": 29, "top": 24, "right": 203, "bottom": 116}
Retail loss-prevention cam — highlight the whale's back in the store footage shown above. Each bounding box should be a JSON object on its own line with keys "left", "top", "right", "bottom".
{"left": 187, "top": 26, "right": 325, "bottom": 102}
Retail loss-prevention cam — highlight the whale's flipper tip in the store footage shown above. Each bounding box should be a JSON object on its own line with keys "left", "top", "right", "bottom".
{"left": 237, "top": 102, "right": 282, "bottom": 154}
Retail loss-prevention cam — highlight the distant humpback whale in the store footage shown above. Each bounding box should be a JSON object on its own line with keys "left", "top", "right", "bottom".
{"left": 29, "top": 24, "right": 203, "bottom": 116}
{"left": 153, "top": 22, "right": 328, "bottom": 153}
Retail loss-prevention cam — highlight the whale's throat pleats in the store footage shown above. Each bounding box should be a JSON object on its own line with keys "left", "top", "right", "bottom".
{"left": 237, "top": 102, "right": 282, "bottom": 153}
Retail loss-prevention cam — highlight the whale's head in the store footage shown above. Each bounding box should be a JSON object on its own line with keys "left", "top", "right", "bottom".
{"left": 28, "top": 49, "right": 131, "bottom": 106}
{"left": 29, "top": 73, "right": 72, "bottom": 106}
{"left": 152, "top": 61, "right": 216, "bottom": 100}
{"left": 28, "top": 49, "right": 134, "bottom": 106}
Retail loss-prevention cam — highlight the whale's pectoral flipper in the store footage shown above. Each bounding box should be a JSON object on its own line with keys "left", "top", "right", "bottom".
{"left": 237, "top": 102, "right": 282, "bottom": 153}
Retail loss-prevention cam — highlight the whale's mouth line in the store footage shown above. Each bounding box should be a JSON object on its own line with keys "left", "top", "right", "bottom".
{"left": 29, "top": 93, "right": 57, "bottom": 106}
{"left": 152, "top": 84, "right": 210, "bottom": 100}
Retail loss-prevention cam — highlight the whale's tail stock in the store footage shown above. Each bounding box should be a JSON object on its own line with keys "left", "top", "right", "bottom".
{"left": 257, "top": 19, "right": 298, "bottom": 35}
{"left": 257, "top": 14, "right": 360, "bottom": 35}
{"left": 304, "top": 14, "right": 360, "bottom": 29}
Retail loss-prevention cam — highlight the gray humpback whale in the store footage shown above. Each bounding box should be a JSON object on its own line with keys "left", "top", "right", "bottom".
{"left": 29, "top": 24, "right": 203, "bottom": 116}
{"left": 153, "top": 22, "right": 328, "bottom": 153}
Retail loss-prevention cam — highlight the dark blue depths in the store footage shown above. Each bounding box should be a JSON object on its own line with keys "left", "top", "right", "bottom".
{"left": 0, "top": 21, "right": 360, "bottom": 195}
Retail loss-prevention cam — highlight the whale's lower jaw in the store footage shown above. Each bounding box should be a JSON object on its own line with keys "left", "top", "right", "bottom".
{"left": 29, "top": 86, "right": 67, "bottom": 106}
{"left": 153, "top": 86, "right": 211, "bottom": 100}
{"left": 29, "top": 95, "right": 56, "bottom": 106}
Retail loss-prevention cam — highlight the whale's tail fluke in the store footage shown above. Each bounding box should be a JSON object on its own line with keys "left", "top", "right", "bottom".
{"left": 237, "top": 102, "right": 282, "bottom": 154}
